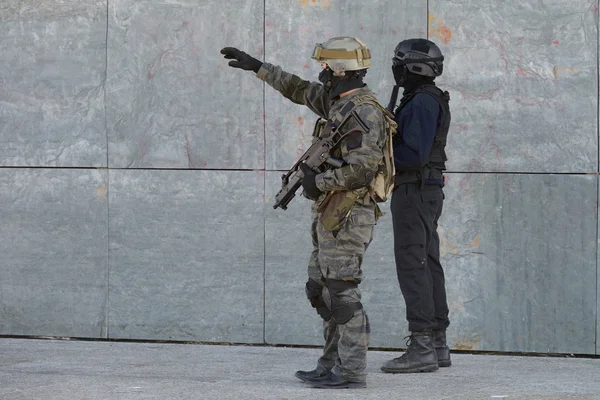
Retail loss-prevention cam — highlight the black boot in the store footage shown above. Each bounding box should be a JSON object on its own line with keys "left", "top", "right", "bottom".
{"left": 381, "top": 331, "right": 439, "bottom": 373}
{"left": 309, "top": 373, "right": 366, "bottom": 389}
{"left": 295, "top": 369, "right": 330, "bottom": 383}
{"left": 433, "top": 330, "right": 451, "bottom": 367}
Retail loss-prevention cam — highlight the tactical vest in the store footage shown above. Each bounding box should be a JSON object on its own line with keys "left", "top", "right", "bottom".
{"left": 394, "top": 84, "right": 450, "bottom": 184}
{"left": 311, "top": 93, "right": 397, "bottom": 231}
{"left": 312, "top": 93, "right": 397, "bottom": 202}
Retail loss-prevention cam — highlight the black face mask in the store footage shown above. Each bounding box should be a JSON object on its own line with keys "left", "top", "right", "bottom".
{"left": 393, "top": 65, "right": 435, "bottom": 94}
{"left": 392, "top": 65, "right": 408, "bottom": 86}
{"left": 318, "top": 68, "right": 333, "bottom": 88}
{"left": 318, "top": 67, "right": 365, "bottom": 100}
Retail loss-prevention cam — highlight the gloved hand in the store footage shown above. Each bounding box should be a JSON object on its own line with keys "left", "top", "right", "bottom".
{"left": 220, "top": 47, "right": 263, "bottom": 73}
{"left": 300, "top": 163, "right": 322, "bottom": 200}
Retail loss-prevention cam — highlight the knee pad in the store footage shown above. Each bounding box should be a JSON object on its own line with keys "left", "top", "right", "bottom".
{"left": 305, "top": 278, "right": 323, "bottom": 300}
{"left": 305, "top": 279, "right": 332, "bottom": 321}
{"left": 322, "top": 279, "right": 363, "bottom": 325}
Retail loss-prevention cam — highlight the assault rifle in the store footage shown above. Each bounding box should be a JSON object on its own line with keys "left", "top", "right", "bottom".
{"left": 273, "top": 111, "right": 368, "bottom": 210}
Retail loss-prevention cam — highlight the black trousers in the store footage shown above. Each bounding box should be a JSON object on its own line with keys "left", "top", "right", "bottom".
{"left": 390, "top": 182, "right": 450, "bottom": 332}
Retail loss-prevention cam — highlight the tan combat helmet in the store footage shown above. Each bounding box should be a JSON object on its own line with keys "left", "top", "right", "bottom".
{"left": 311, "top": 36, "right": 371, "bottom": 76}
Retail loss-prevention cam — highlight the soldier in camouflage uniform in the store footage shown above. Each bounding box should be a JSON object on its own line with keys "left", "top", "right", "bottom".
{"left": 221, "top": 37, "right": 388, "bottom": 389}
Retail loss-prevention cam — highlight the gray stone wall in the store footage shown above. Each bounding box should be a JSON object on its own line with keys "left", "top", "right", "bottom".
{"left": 0, "top": 0, "right": 598, "bottom": 354}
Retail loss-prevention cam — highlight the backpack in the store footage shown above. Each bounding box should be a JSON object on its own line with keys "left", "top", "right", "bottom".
{"left": 350, "top": 95, "right": 398, "bottom": 202}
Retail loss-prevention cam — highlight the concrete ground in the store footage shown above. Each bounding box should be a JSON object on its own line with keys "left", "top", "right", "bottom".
{"left": 0, "top": 338, "right": 599, "bottom": 400}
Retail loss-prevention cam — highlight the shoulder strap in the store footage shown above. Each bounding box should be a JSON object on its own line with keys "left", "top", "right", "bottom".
{"left": 395, "top": 84, "right": 450, "bottom": 114}
{"left": 328, "top": 98, "right": 364, "bottom": 131}
{"left": 349, "top": 94, "right": 396, "bottom": 124}
{"left": 347, "top": 94, "right": 398, "bottom": 203}
{"left": 418, "top": 85, "right": 450, "bottom": 137}
{"left": 414, "top": 85, "right": 450, "bottom": 113}
{"left": 328, "top": 94, "right": 383, "bottom": 134}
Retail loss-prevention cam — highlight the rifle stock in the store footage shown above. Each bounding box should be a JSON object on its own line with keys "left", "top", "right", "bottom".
{"left": 387, "top": 85, "right": 400, "bottom": 113}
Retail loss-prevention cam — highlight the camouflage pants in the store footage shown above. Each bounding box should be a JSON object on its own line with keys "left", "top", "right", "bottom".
{"left": 307, "top": 200, "right": 377, "bottom": 381}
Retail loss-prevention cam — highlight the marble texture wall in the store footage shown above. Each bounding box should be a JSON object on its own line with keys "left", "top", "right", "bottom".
{"left": 0, "top": 1, "right": 107, "bottom": 166}
{"left": 0, "top": 0, "right": 598, "bottom": 355}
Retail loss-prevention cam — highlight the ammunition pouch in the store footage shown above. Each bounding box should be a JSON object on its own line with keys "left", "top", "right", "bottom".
{"left": 317, "top": 189, "right": 366, "bottom": 232}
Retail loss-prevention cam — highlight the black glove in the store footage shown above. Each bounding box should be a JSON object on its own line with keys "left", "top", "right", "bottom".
{"left": 220, "top": 47, "right": 263, "bottom": 73}
{"left": 300, "top": 163, "right": 322, "bottom": 200}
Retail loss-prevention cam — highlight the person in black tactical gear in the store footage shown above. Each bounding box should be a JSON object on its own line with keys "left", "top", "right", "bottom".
{"left": 380, "top": 38, "right": 452, "bottom": 374}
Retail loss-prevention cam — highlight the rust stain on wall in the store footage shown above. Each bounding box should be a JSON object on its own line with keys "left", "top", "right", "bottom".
{"left": 300, "top": 0, "right": 332, "bottom": 9}
{"left": 96, "top": 186, "right": 107, "bottom": 201}
{"left": 428, "top": 14, "right": 452, "bottom": 44}
{"left": 453, "top": 335, "right": 481, "bottom": 350}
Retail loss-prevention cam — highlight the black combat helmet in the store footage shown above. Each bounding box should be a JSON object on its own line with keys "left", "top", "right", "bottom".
{"left": 393, "top": 38, "right": 444, "bottom": 78}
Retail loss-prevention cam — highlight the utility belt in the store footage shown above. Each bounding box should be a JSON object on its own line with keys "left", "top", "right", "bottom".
{"left": 394, "top": 167, "right": 443, "bottom": 186}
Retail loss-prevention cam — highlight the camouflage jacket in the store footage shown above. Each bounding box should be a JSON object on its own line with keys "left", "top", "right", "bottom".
{"left": 256, "top": 63, "right": 386, "bottom": 195}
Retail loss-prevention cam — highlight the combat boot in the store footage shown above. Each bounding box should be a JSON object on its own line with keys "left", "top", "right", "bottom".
{"left": 381, "top": 331, "right": 439, "bottom": 373}
{"left": 309, "top": 373, "right": 366, "bottom": 389}
{"left": 433, "top": 329, "right": 451, "bottom": 367}
{"left": 295, "top": 368, "right": 330, "bottom": 383}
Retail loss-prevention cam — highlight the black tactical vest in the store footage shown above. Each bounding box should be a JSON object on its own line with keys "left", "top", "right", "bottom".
{"left": 395, "top": 84, "right": 451, "bottom": 173}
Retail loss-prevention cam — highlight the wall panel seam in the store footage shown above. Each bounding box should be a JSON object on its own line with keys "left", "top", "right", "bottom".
{"left": 104, "top": 0, "right": 111, "bottom": 340}
{"left": 262, "top": 0, "right": 267, "bottom": 344}
{"left": 426, "top": 0, "right": 429, "bottom": 40}
{"left": 594, "top": 0, "right": 600, "bottom": 354}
